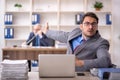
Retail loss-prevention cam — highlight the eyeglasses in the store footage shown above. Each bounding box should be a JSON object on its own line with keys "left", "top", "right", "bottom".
{"left": 83, "top": 22, "right": 98, "bottom": 27}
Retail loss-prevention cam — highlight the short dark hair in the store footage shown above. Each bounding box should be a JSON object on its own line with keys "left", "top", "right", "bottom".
{"left": 81, "top": 12, "right": 99, "bottom": 24}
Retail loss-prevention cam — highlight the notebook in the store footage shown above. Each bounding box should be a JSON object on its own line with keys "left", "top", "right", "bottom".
{"left": 38, "top": 54, "right": 75, "bottom": 78}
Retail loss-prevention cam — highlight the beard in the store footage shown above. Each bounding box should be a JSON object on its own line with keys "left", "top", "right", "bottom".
{"left": 83, "top": 30, "right": 96, "bottom": 38}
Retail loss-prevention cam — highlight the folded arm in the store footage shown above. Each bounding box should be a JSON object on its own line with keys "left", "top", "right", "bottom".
{"left": 76, "top": 42, "right": 112, "bottom": 71}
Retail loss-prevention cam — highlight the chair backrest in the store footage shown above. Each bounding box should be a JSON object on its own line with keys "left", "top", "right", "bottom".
{"left": 47, "top": 38, "right": 55, "bottom": 46}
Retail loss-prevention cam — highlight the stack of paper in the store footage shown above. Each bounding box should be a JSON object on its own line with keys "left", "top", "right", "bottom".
{"left": 1, "top": 60, "right": 28, "bottom": 80}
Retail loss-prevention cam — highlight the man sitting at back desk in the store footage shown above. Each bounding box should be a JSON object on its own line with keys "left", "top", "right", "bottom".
{"left": 22, "top": 24, "right": 54, "bottom": 71}
{"left": 25, "top": 24, "right": 54, "bottom": 47}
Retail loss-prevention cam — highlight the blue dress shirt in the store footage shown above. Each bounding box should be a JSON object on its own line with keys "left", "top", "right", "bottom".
{"left": 71, "top": 35, "right": 84, "bottom": 51}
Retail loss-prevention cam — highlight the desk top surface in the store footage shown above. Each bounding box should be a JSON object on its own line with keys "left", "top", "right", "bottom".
{"left": 28, "top": 72, "right": 99, "bottom": 80}
{"left": 2, "top": 47, "right": 67, "bottom": 51}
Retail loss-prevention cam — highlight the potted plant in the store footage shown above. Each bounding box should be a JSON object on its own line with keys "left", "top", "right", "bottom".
{"left": 14, "top": 3, "right": 22, "bottom": 11}
{"left": 94, "top": 1, "right": 103, "bottom": 11}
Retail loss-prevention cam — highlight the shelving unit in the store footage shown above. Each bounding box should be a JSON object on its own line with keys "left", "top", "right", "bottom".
{"left": 4, "top": 0, "right": 113, "bottom": 53}
{"left": 4, "top": 0, "right": 31, "bottom": 46}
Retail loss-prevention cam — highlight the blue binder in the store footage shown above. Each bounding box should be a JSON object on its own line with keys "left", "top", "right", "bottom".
{"left": 32, "top": 14, "right": 35, "bottom": 25}
{"left": 9, "top": 14, "right": 13, "bottom": 24}
{"left": 4, "top": 14, "right": 13, "bottom": 25}
{"left": 31, "top": 60, "right": 38, "bottom": 67}
{"left": 4, "top": 14, "right": 8, "bottom": 24}
{"left": 32, "top": 14, "right": 40, "bottom": 25}
{"left": 4, "top": 28, "right": 14, "bottom": 38}
{"left": 106, "top": 14, "right": 112, "bottom": 25}
{"left": 75, "top": 13, "right": 83, "bottom": 25}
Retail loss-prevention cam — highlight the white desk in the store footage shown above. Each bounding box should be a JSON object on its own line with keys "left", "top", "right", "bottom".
{"left": 28, "top": 72, "right": 99, "bottom": 80}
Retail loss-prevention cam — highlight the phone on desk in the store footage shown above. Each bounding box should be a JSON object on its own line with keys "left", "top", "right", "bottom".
{"left": 77, "top": 72, "right": 85, "bottom": 76}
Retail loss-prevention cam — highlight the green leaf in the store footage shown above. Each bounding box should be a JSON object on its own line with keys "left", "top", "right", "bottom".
{"left": 94, "top": 1, "right": 103, "bottom": 9}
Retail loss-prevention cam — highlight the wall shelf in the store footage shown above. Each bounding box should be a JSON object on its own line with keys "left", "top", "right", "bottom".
{"left": 4, "top": 0, "right": 112, "bottom": 53}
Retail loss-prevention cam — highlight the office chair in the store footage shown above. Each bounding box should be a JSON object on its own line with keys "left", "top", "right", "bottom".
{"left": 47, "top": 38, "right": 55, "bottom": 46}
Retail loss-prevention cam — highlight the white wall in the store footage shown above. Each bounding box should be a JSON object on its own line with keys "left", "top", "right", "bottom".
{"left": 0, "top": 0, "right": 120, "bottom": 66}
{"left": 0, "top": 0, "right": 5, "bottom": 62}
{"left": 112, "top": 0, "right": 120, "bottom": 67}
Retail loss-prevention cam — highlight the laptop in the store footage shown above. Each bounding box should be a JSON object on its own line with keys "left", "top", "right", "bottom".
{"left": 38, "top": 54, "right": 75, "bottom": 78}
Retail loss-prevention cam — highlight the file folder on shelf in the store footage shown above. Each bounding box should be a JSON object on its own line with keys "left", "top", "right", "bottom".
{"left": 32, "top": 14, "right": 40, "bottom": 25}
{"left": 9, "top": 14, "right": 13, "bottom": 24}
{"left": 4, "top": 14, "right": 13, "bottom": 25}
{"left": 106, "top": 13, "right": 112, "bottom": 25}
{"left": 4, "top": 14, "right": 8, "bottom": 24}
{"left": 75, "top": 13, "right": 83, "bottom": 25}
{"left": 4, "top": 28, "right": 14, "bottom": 39}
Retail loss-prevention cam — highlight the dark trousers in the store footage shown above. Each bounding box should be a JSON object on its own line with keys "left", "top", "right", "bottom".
{"left": 28, "top": 60, "right": 31, "bottom": 71}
